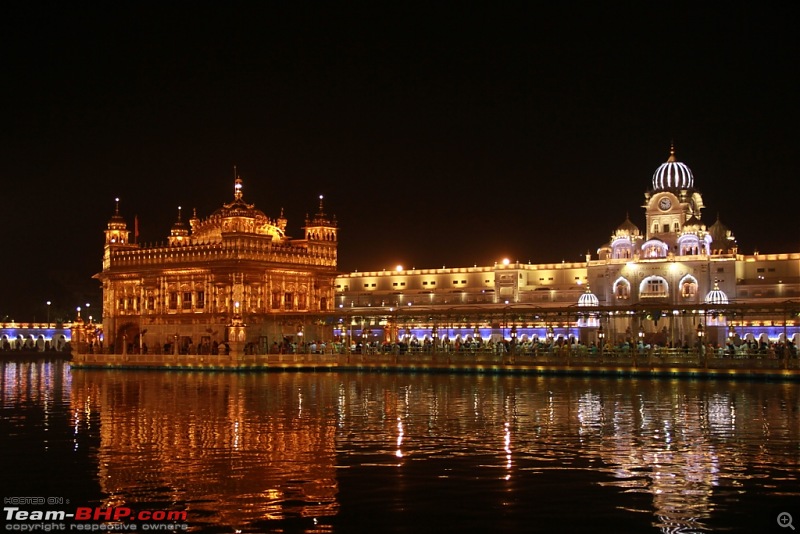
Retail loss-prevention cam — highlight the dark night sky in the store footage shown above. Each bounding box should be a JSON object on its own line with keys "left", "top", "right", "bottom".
{"left": 2, "top": 3, "right": 798, "bottom": 321}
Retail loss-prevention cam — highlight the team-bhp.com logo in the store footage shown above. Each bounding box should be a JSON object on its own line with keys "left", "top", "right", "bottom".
{"left": 4, "top": 502, "right": 188, "bottom": 531}
{"left": 73, "top": 508, "right": 187, "bottom": 523}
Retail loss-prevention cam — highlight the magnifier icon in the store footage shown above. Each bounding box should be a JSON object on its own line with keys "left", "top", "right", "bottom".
{"left": 778, "top": 512, "right": 795, "bottom": 530}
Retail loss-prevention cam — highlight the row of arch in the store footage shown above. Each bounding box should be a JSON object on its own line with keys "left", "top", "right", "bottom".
{"left": 613, "top": 236, "right": 711, "bottom": 260}
{"left": 612, "top": 275, "right": 700, "bottom": 301}
{"left": 1, "top": 334, "right": 69, "bottom": 351}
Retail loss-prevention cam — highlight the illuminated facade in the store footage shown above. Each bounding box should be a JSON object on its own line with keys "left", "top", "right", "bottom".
{"left": 0, "top": 321, "right": 74, "bottom": 351}
{"left": 335, "top": 147, "right": 799, "bottom": 349}
{"left": 96, "top": 175, "right": 339, "bottom": 354}
{"left": 94, "top": 149, "right": 798, "bottom": 355}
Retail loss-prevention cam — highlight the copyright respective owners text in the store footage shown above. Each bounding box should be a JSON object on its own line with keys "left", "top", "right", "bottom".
{"left": 4, "top": 497, "right": 188, "bottom": 531}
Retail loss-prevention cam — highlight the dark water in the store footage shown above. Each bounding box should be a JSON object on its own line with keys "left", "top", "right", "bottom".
{"left": 1, "top": 358, "right": 799, "bottom": 533}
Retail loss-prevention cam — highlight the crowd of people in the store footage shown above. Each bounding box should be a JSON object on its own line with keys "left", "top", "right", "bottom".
{"left": 104, "top": 333, "right": 797, "bottom": 362}
{"left": 1, "top": 338, "right": 69, "bottom": 352}
{"left": 258, "top": 335, "right": 798, "bottom": 360}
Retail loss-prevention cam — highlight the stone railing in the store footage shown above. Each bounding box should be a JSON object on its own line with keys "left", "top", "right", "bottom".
{"left": 71, "top": 345, "right": 798, "bottom": 371}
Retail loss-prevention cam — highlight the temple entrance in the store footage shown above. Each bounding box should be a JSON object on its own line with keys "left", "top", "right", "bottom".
{"left": 116, "top": 323, "right": 141, "bottom": 353}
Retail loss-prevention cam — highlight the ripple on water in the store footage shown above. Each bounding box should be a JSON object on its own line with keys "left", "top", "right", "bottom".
{"left": 2, "top": 364, "right": 799, "bottom": 533}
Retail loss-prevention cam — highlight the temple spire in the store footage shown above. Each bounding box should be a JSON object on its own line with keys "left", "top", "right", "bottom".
{"left": 169, "top": 205, "right": 189, "bottom": 245}
{"left": 234, "top": 176, "right": 243, "bottom": 201}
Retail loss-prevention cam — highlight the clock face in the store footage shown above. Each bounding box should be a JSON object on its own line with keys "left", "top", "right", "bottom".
{"left": 659, "top": 197, "right": 672, "bottom": 211}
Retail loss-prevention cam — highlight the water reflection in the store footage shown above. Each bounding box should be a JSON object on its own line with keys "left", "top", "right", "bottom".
{"left": 70, "top": 371, "right": 341, "bottom": 531}
{"left": 2, "top": 360, "right": 798, "bottom": 533}
{"left": 332, "top": 375, "right": 800, "bottom": 532}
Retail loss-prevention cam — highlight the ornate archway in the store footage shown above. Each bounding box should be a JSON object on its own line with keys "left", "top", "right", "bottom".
{"left": 115, "top": 322, "right": 140, "bottom": 353}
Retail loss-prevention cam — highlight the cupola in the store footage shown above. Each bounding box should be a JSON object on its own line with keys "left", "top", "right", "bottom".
{"left": 652, "top": 144, "right": 694, "bottom": 191}
{"left": 105, "top": 197, "right": 130, "bottom": 246}
{"left": 169, "top": 206, "right": 190, "bottom": 246}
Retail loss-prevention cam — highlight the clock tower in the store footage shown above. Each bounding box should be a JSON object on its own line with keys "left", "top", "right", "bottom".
{"left": 642, "top": 145, "right": 708, "bottom": 257}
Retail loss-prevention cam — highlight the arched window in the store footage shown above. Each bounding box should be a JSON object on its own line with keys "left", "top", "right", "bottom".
{"left": 640, "top": 276, "right": 668, "bottom": 298}
{"left": 643, "top": 244, "right": 662, "bottom": 258}
{"left": 611, "top": 238, "right": 634, "bottom": 260}
{"left": 613, "top": 278, "right": 630, "bottom": 300}
{"left": 613, "top": 247, "right": 632, "bottom": 259}
{"left": 681, "top": 280, "right": 698, "bottom": 298}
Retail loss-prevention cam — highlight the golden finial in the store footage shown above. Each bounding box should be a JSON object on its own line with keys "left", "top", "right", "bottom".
{"left": 667, "top": 142, "right": 676, "bottom": 162}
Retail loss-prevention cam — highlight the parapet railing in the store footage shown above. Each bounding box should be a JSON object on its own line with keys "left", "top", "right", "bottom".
{"left": 71, "top": 345, "right": 798, "bottom": 371}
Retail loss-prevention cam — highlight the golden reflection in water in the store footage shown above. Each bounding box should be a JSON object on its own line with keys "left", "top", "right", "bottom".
{"left": 395, "top": 417, "right": 404, "bottom": 459}
{"left": 52, "top": 370, "right": 800, "bottom": 533}
{"left": 332, "top": 375, "right": 799, "bottom": 533}
{"left": 69, "top": 371, "right": 340, "bottom": 530}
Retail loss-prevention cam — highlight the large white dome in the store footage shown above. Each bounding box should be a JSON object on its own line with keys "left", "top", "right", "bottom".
{"left": 652, "top": 145, "right": 694, "bottom": 191}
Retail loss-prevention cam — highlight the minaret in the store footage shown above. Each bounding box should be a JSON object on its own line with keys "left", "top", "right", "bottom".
{"left": 189, "top": 207, "right": 200, "bottom": 234}
{"left": 168, "top": 206, "right": 190, "bottom": 246}
{"left": 277, "top": 207, "right": 288, "bottom": 234}
{"left": 104, "top": 197, "right": 131, "bottom": 246}
{"left": 303, "top": 195, "right": 338, "bottom": 245}
{"left": 103, "top": 197, "right": 137, "bottom": 270}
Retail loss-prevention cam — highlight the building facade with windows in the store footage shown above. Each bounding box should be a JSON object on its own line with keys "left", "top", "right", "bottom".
{"left": 335, "top": 147, "right": 799, "bottom": 350}
{"left": 96, "top": 176, "right": 339, "bottom": 354}
{"left": 94, "top": 149, "right": 798, "bottom": 355}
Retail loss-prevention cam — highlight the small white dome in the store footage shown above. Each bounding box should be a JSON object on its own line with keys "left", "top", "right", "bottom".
{"left": 705, "top": 281, "right": 729, "bottom": 305}
{"left": 578, "top": 286, "right": 599, "bottom": 307}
